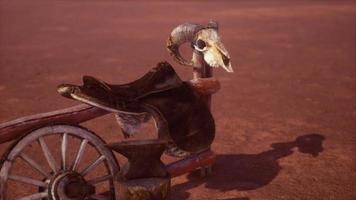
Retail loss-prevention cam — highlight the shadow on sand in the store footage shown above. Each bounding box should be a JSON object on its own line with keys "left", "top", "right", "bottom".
{"left": 171, "top": 134, "right": 325, "bottom": 199}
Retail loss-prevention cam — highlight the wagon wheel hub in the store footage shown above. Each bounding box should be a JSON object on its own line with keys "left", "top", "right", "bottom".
{"left": 50, "top": 171, "right": 95, "bottom": 200}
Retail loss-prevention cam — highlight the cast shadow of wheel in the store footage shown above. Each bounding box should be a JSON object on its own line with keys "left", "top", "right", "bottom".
{"left": 171, "top": 133, "right": 325, "bottom": 200}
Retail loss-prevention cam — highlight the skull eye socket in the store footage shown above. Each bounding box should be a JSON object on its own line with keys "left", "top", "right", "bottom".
{"left": 196, "top": 39, "right": 206, "bottom": 50}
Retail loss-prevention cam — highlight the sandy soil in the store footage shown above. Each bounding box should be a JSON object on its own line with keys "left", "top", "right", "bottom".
{"left": 0, "top": 1, "right": 356, "bottom": 199}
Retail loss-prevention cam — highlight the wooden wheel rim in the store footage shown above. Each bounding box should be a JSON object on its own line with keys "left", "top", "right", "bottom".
{"left": 0, "top": 125, "right": 119, "bottom": 200}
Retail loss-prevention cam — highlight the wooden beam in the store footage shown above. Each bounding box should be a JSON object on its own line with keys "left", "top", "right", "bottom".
{"left": 166, "top": 150, "right": 216, "bottom": 177}
{"left": 0, "top": 104, "right": 108, "bottom": 144}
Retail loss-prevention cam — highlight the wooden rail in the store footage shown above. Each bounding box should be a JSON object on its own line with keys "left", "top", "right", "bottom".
{"left": 0, "top": 104, "right": 108, "bottom": 144}
{"left": 166, "top": 150, "right": 216, "bottom": 177}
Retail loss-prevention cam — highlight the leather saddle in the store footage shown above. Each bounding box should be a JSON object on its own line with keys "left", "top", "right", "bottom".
{"left": 57, "top": 61, "right": 215, "bottom": 154}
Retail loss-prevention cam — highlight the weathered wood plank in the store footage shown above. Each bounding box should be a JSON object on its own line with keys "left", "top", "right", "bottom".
{"left": 0, "top": 104, "right": 108, "bottom": 144}
{"left": 166, "top": 150, "right": 216, "bottom": 177}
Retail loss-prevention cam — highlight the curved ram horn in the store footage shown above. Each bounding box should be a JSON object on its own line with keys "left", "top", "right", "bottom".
{"left": 167, "top": 23, "right": 204, "bottom": 66}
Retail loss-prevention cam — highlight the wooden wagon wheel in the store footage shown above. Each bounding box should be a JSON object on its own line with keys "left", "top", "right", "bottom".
{"left": 0, "top": 125, "right": 119, "bottom": 200}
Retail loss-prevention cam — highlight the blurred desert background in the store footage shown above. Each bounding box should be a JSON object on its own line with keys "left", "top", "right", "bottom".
{"left": 0, "top": 1, "right": 355, "bottom": 200}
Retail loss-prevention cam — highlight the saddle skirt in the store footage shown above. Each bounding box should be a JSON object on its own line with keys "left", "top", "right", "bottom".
{"left": 57, "top": 61, "right": 215, "bottom": 155}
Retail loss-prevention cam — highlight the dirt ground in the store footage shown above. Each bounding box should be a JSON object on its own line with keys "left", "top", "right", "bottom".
{"left": 1, "top": 1, "right": 356, "bottom": 200}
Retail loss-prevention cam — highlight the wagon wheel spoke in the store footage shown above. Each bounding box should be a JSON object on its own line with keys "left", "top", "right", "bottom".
{"left": 18, "top": 192, "right": 48, "bottom": 200}
{"left": 8, "top": 175, "right": 47, "bottom": 188}
{"left": 19, "top": 153, "right": 50, "bottom": 178}
{"left": 38, "top": 137, "right": 59, "bottom": 173}
{"left": 88, "top": 174, "right": 112, "bottom": 185}
{"left": 81, "top": 155, "right": 106, "bottom": 176}
{"left": 61, "top": 133, "right": 68, "bottom": 170}
{"left": 71, "top": 139, "right": 88, "bottom": 171}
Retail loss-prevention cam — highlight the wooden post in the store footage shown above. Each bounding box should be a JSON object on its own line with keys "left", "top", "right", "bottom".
{"left": 192, "top": 50, "right": 214, "bottom": 108}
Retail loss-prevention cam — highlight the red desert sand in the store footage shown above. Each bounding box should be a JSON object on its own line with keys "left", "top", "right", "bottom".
{"left": 0, "top": 1, "right": 355, "bottom": 199}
